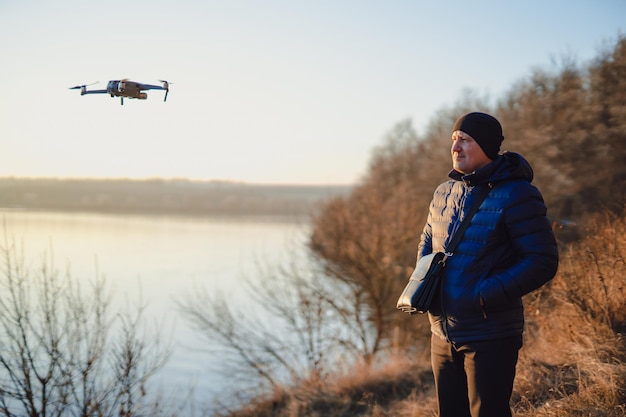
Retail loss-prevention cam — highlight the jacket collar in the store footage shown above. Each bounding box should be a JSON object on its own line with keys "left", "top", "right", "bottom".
{"left": 448, "top": 152, "right": 534, "bottom": 187}
{"left": 448, "top": 159, "right": 499, "bottom": 187}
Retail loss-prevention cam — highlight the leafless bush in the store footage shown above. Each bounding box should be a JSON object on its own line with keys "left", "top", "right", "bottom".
{"left": 177, "top": 245, "right": 399, "bottom": 411}
{"left": 0, "top": 236, "right": 173, "bottom": 417}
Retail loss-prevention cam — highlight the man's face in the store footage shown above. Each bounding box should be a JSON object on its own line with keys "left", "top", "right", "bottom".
{"left": 451, "top": 130, "right": 492, "bottom": 174}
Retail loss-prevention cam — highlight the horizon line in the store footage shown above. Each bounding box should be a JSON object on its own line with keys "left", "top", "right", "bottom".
{"left": 0, "top": 175, "right": 356, "bottom": 187}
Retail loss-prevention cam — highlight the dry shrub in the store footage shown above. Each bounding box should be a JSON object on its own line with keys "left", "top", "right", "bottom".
{"left": 320, "top": 356, "right": 435, "bottom": 417}
{"left": 217, "top": 355, "right": 435, "bottom": 417}
{"left": 513, "top": 213, "right": 626, "bottom": 416}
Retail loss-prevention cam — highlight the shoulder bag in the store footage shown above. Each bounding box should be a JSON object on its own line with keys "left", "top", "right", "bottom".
{"left": 396, "top": 185, "right": 492, "bottom": 314}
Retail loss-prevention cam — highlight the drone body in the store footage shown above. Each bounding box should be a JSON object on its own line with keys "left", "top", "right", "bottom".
{"left": 70, "top": 79, "right": 170, "bottom": 105}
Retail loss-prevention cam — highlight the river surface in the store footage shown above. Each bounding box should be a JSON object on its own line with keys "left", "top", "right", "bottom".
{"left": 0, "top": 209, "right": 311, "bottom": 407}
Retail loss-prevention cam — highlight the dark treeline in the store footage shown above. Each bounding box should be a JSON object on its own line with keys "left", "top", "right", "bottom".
{"left": 0, "top": 177, "right": 351, "bottom": 218}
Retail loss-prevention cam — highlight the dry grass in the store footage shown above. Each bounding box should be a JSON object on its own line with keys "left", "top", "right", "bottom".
{"left": 218, "top": 214, "right": 626, "bottom": 417}
{"left": 511, "top": 213, "right": 626, "bottom": 416}
{"left": 216, "top": 357, "right": 436, "bottom": 417}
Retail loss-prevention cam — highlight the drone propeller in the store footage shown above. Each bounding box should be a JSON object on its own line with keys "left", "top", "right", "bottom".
{"left": 69, "top": 81, "right": 98, "bottom": 89}
{"left": 69, "top": 82, "right": 98, "bottom": 96}
{"left": 158, "top": 80, "right": 171, "bottom": 102}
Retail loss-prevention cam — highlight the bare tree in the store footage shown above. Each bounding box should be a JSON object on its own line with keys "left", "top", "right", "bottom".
{"left": 497, "top": 36, "right": 626, "bottom": 218}
{"left": 176, "top": 246, "right": 395, "bottom": 407}
{"left": 0, "top": 236, "right": 173, "bottom": 417}
{"left": 309, "top": 118, "right": 457, "bottom": 356}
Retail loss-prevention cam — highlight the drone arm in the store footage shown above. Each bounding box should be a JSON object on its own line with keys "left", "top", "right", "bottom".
{"left": 80, "top": 89, "right": 108, "bottom": 95}
{"left": 138, "top": 84, "right": 164, "bottom": 90}
{"left": 140, "top": 81, "right": 169, "bottom": 90}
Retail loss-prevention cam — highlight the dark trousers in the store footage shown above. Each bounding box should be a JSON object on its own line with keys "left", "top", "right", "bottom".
{"left": 431, "top": 334, "right": 522, "bottom": 417}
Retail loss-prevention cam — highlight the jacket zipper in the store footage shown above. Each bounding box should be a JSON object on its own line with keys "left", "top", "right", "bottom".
{"left": 440, "top": 260, "right": 451, "bottom": 342}
{"left": 440, "top": 186, "right": 470, "bottom": 342}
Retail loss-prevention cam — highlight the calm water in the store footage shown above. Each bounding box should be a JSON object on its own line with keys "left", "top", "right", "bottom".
{"left": 0, "top": 209, "right": 310, "bottom": 405}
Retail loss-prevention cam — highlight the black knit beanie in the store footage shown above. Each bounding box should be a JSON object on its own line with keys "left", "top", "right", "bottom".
{"left": 452, "top": 112, "right": 504, "bottom": 160}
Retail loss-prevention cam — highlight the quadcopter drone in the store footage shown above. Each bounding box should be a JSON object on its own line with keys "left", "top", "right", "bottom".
{"left": 69, "top": 79, "right": 170, "bottom": 105}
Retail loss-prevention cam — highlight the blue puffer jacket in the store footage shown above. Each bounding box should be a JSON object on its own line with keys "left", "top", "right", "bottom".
{"left": 418, "top": 152, "right": 559, "bottom": 343}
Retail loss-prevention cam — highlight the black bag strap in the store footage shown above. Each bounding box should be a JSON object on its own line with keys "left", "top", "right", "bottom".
{"left": 444, "top": 183, "right": 493, "bottom": 257}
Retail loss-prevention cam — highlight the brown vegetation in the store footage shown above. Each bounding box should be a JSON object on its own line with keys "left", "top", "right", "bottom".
{"left": 210, "top": 214, "right": 626, "bottom": 416}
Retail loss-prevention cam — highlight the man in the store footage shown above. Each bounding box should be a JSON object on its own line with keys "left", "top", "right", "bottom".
{"left": 417, "top": 112, "right": 559, "bottom": 417}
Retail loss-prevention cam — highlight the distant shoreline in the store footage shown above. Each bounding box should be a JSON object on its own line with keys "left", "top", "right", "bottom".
{"left": 0, "top": 177, "right": 352, "bottom": 219}
{"left": 0, "top": 206, "right": 312, "bottom": 225}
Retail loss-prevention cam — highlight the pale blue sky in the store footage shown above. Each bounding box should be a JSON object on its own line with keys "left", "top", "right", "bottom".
{"left": 1, "top": 0, "right": 624, "bottom": 184}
